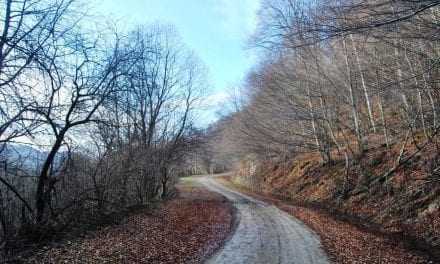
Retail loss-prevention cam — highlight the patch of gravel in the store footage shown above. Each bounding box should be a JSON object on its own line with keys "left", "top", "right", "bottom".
{"left": 198, "top": 177, "right": 330, "bottom": 264}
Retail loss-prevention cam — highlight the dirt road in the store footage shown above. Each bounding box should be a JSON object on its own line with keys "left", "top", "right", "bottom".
{"left": 197, "top": 177, "right": 330, "bottom": 264}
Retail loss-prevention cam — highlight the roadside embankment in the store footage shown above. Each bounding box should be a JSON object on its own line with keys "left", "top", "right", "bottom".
{"left": 218, "top": 171, "right": 435, "bottom": 264}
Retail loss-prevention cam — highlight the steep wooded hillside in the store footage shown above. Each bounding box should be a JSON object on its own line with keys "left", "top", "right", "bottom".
{"left": 207, "top": 0, "right": 440, "bottom": 260}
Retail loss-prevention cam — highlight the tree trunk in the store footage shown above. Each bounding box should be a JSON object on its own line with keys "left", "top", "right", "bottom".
{"left": 342, "top": 37, "right": 363, "bottom": 153}
{"left": 350, "top": 34, "right": 376, "bottom": 133}
{"left": 35, "top": 129, "right": 66, "bottom": 224}
{"left": 307, "top": 82, "right": 322, "bottom": 158}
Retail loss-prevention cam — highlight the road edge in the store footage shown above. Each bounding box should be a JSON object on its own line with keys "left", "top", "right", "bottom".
{"left": 196, "top": 177, "right": 241, "bottom": 264}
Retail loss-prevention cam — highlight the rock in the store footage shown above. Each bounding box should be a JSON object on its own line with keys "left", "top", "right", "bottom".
{"left": 419, "top": 198, "right": 440, "bottom": 218}
{"left": 426, "top": 199, "right": 440, "bottom": 214}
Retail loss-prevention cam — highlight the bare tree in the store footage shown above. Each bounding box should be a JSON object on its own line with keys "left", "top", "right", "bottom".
{"left": 30, "top": 28, "right": 135, "bottom": 224}
{"left": 212, "top": 0, "right": 439, "bottom": 193}
{"left": 0, "top": 0, "right": 76, "bottom": 146}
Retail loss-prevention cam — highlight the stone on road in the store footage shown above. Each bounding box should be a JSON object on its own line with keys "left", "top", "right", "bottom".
{"left": 197, "top": 177, "right": 330, "bottom": 264}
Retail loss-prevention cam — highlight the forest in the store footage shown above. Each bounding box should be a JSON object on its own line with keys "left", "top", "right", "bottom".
{"left": 206, "top": 0, "right": 440, "bottom": 260}
{"left": 1, "top": 0, "right": 440, "bottom": 263}
{"left": 0, "top": 0, "right": 207, "bottom": 259}
{"left": 212, "top": 0, "right": 439, "bottom": 166}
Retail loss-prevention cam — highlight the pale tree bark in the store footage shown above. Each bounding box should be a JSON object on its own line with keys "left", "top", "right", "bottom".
{"left": 307, "top": 83, "right": 321, "bottom": 153}
{"left": 342, "top": 37, "right": 363, "bottom": 153}
{"left": 349, "top": 34, "right": 376, "bottom": 133}
{"left": 404, "top": 48, "right": 428, "bottom": 138}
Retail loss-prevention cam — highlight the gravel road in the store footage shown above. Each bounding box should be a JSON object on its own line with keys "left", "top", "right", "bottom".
{"left": 197, "top": 177, "right": 330, "bottom": 264}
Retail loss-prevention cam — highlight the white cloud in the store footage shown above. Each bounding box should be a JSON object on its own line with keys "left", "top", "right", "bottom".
{"left": 199, "top": 90, "right": 230, "bottom": 109}
{"left": 212, "top": 0, "right": 260, "bottom": 40}
{"left": 194, "top": 89, "right": 234, "bottom": 126}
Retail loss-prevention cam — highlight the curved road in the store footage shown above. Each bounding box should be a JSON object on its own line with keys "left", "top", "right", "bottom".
{"left": 197, "top": 177, "right": 330, "bottom": 264}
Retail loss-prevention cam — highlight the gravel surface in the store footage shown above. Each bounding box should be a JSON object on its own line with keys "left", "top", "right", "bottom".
{"left": 198, "top": 177, "right": 330, "bottom": 264}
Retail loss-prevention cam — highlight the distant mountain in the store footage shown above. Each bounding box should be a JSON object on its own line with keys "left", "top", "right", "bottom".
{"left": 0, "top": 144, "right": 67, "bottom": 173}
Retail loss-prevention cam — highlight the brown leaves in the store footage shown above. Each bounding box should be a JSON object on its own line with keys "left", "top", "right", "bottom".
{"left": 24, "top": 185, "right": 234, "bottom": 264}
{"left": 284, "top": 205, "right": 430, "bottom": 264}
{"left": 219, "top": 177, "right": 433, "bottom": 264}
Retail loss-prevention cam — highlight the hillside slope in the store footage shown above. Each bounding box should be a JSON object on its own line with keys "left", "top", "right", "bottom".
{"left": 233, "top": 141, "right": 440, "bottom": 260}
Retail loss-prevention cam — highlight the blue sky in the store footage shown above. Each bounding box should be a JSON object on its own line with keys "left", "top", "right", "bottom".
{"left": 92, "top": 0, "right": 261, "bottom": 125}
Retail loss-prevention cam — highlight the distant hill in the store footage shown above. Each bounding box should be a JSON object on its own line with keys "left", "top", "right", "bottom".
{"left": 0, "top": 144, "right": 67, "bottom": 173}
